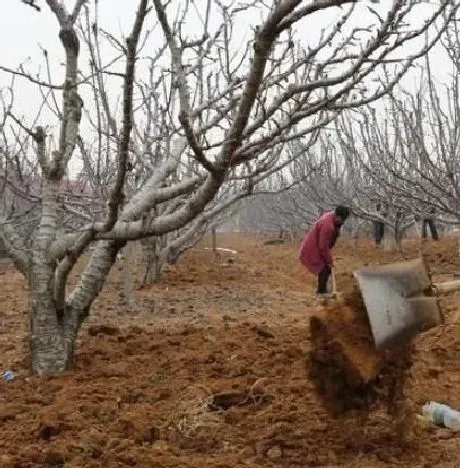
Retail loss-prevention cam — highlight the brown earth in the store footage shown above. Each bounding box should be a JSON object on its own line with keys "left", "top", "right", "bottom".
{"left": 1, "top": 234, "right": 460, "bottom": 467}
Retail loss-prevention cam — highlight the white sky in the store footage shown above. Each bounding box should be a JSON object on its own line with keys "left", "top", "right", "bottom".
{"left": 0, "top": 0, "right": 453, "bottom": 176}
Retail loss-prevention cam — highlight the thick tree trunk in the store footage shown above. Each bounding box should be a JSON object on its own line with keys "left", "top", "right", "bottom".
{"left": 29, "top": 240, "right": 123, "bottom": 375}
{"left": 29, "top": 299, "right": 77, "bottom": 375}
{"left": 28, "top": 174, "right": 80, "bottom": 375}
{"left": 29, "top": 264, "right": 77, "bottom": 375}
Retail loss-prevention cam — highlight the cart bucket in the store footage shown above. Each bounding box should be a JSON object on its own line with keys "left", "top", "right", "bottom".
{"left": 353, "top": 258, "right": 442, "bottom": 349}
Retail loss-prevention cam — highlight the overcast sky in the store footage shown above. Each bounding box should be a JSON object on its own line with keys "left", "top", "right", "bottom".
{"left": 0, "top": 0, "right": 453, "bottom": 175}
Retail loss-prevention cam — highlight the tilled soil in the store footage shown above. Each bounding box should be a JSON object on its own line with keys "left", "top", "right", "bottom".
{"left": 1, "top": 235, "right": 460, "bottom": 467}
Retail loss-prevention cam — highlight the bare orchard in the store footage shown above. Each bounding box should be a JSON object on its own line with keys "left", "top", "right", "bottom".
{"left": 1, "top": 233, "right": 460, "bottom": 466}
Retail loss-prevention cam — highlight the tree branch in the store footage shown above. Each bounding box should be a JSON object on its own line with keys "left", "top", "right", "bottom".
{"left": 0, "top": 217, "right": 30, "bottom": 277}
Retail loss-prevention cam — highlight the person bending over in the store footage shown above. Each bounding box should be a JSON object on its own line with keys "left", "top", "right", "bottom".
{"left": 299, "top": 205, "right": 351, "bottom": 298}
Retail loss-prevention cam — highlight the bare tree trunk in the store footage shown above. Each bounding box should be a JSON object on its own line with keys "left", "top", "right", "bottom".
{"left": 29, "top": 271, "right": 77, "bottom": 375}
{"left": 31, "top": 239, "right": 123, "bottom": 375}
{"left": 383, "top": 228, "right": 403, "bottom": 253}
{"left": 142, "top": 236, "right": 168, "bottom": 284}
{"left": 396, "top": 229, "right": 404, "bottom": 253}
{"left": 141, "top": 238, "right": 155, "bottom": 284}
{"left": 152, "top": 239, "right": 164, "bottom": 283}
{"left": 351, "top": 223, "right": 360, "bottom": 248}
{"left": 123, "top": 242, "right": 134, "bottom": 310}
{"left": 28, "top": 175, "right": 79, "bottom": 374}
{"left": 383, "top": 230, "right": 398, "bottom": 252}
{"left": 414, "top": 220, "right": 422, "bottom": 239}
{"left": 29, "top": 256, "right": 83, "bottom": 374}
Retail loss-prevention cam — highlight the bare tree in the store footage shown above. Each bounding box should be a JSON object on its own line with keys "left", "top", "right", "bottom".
{"left": 332, "top": 114, "right": 421, "bottom": 250}
{"left": 247, "top": 128, "right": 419, "bottom": 251}
{"left": 229, "top": 144, "right": 326, "bottom": 235}
{"left": 330, "top": 19, "right": 460, "bottom": 249}
{"left": 0, "top": 0, "right": 457, "bottom": 375}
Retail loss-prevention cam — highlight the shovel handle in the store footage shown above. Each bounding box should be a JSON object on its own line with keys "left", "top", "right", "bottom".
{"left": 331, "top": 267, "right": 337, "bottom": 294}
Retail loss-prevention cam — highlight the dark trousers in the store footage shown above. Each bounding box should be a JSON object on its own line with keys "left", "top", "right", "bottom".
{"left": 422, "top": 219, "right": 439, "bottom": 240}
{"left": 374, "top": 221, "right": 385, "bottom": 245}
{"left": 317, "top": 265, "right": 331, "bottom": 294}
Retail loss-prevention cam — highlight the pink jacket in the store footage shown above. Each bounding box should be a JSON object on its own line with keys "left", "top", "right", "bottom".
{"left": 299, "top": 211, "right": 338, "bottom": 275}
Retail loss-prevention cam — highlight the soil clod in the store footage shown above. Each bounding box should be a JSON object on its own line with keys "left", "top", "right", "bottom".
{"left": 309, "top": 288, "right": 415, "bottom": 416}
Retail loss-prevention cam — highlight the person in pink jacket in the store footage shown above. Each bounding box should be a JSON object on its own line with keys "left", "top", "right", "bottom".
{"left": 299, "top": 205, "right": 351, "bottom": 297}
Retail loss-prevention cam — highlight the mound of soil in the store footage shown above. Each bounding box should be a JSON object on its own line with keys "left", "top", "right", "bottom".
{"left": 309, "top": 287, "right": 413, "bottom": 415}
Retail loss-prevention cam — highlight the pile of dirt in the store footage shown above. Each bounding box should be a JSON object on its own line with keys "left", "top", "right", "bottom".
{"left": 309, "top": 287, "right": 413, "bottom": 416}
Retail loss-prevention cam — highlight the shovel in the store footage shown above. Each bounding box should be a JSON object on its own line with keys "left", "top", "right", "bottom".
{"left": 330, "top": 267, "right": 339, "bottom": 298}
{"left": 353, "top": 257, "right": 452, "bottom": 349}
